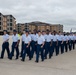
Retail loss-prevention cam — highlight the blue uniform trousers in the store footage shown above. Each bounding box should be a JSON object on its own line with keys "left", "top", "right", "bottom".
{"left": 36, "top": 44, "right": 44, "bottom": 62}
{"left": 71, "top": 40, "right": 75, "bottom": 50}
{"left": 58, "top": 41, "right": 64, "bottom": 54}
{"left": 10, "top": 42, "right": 19, "bottom": 59}
{"left": 31, "top": 41, "right": 37, "bottom": 58}
{"left": 69, "top": 40, "right": 72, "bottom": 51}
{"left": 1, "top": 42, "right": 10, "bottom": 58}
{"left": 20, "top": 41, "right": 24, "bottom": 57}
{"left": 45, "top": 42, "right": 53, "bottom": 59}
{"left": 53, "top": 41, "right": 59, "bottom": 56}
{"left": 64, "top": 41, "right": 68, "bottom": 52}
{"left": 22, "top": 44, "right": 31, "bottom": 61}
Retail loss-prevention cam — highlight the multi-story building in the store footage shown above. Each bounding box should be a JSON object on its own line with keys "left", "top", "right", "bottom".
{"left": 16, "top": 23, "right": 29, "bottom": 34}
{"left": 16, "top": 21, "right": 63, "bottom": 33}
{"left": 0, "top": 13, "right": 4, "bottom": 34}
{"left": 16, "top": 21, "right": 51, "bottom": 33}
{"left": 0, "top": 13, "right": 16, "bottom": 35}
{"left": 28, "top": 21, "right": 51, "bottom": 32}
{"left": 51, "top": 24, "right": 63, "bottom": 33}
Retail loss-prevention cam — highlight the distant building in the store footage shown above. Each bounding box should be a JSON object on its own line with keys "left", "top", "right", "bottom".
{"left": 28, "top": 21, "right": 51, "bottom": 32}
{"left": 16, "top": 23, "right": 29, "bottom": 33}
{"left": 51, "top": 24, "right": 63, "bottom": 33}
{"left": 16, "top": 21, "right": 63, "bottom": 33}
{"left": 0, "top": 13, "right": 16, "bottom": 35}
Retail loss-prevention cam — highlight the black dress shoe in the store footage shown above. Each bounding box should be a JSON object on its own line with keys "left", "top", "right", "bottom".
{"left": 15, "top": 58, "right": 18, "bottom": 60}
{"left": 9, "top": 58, "right": 12, "bottom": 60}
{"left": 29, "top": 58, "right": 32, "bottom": 60}
{"left": 8, "top": 57, "right": 12, "bottom": 60}
{"left": 45, "top": 57, "right": 47, "bottom": 59}
{"left": 35, "top": 61, "right": 39, "bottom": 63}
{"left": 20, "top": 55, "right": 22, "bottom": 57}
{"left": 49, "top": 56, "right": 51, "bottom": 59}
{"left": 0, "top": 57, "right": 3, "bottom": 59}
{"left": 21, "top": 59, "right": 25, "bottom": 62}
{"left": 42, "top": 60, "right": 44, "bottom": 62}
{"left": 56, "top": 54, "right": 58, "bottom": 56}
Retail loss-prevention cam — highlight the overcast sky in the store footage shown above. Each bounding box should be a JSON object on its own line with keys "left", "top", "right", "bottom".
{"left": 0, "top": 0, "right": 76, "bottom": 32}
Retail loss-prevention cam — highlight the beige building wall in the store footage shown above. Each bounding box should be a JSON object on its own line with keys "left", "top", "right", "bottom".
{"left": 0, "top": 13, "right": 16, "bottom": 35}
{"left": 46, "top": 25, "right": 50, "bottom": 30}
{"left": 29, "top": 25, "right": 36, "bottom": 32}
{"left": 51, "top": 25, "right": 63, "bottom": 32}
{"left": 16, "top": 22, "right": 63, "bottom": 33}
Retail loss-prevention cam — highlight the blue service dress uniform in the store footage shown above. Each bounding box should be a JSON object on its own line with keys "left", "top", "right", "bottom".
{"left": 36, "top": 35, "right": 45, "bottom": 62}
{"left": 52, "top": 34, "right": 59, "bottom": 56}
{"left": 1, "top": 34, "right": 10, "bottom": 58}
{"left": 21, "top": 35, "right": 31, "bottom": 61}
{"left": 45, "top": 34, "right": 53, "bottom": 59}
{"left": 31, "top": 34, "right": 37, "bottom": 58}
{"left": 9, "top": 34, "right": 20, "bottom": 59}
{"left": 20, "top": 34, "right": 25, "bottom": 57}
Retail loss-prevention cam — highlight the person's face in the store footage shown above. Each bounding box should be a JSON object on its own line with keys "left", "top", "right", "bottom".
{"left": 13, "top": 32, "right": 16, "bottom": 35}
{"left": 46, "top": 31, "right": 49, "bottom": 34}
{"left": 33, "top": 31, "right": 36, "bottom": 34}
{"left": 4, "top": 31, "right": 6, "bottom": 35}
{"left": 59, "top": 32, "right": 61, "bottom": 35}
{"left": 29, "top": 32, "right": 31, "bottom": 34}
{"left": 38, "top": 32, "right": 41, "bottom": 36}
{"left": 54, "top": 32, "right": 56, "bottom": 35}
{"left": 42, "top": 32, "right": 45, "bottom": 35}
{"left": 49, "top": 32, "right": 51, "bottom": 34}
{"left": 26, "top": 32, "right": 29, "bottom": 36}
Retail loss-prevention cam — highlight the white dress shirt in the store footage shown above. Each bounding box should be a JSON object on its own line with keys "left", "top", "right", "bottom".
{"left": 70, "top": 35, "right": 74, "bottom": 40}
{"left": 37, "top": 35, "right": 45, "bottom": 45}
{"left": 73, "top": 35, "right": 76, "bottom": 40}
{"left": 53, "top": 35, "right": 58, "bottom": 42}
{"left": 57, "top": 35, "right": 64, "bottom": 41}
{"left": 45, "top": 34, "right": 53, "bottom": 42}
{"left": 63, "top": 35, "right": 68, "bottom": 41}
{"left": 24, "top": 35, "right": 31, "bottom": 44}
{"left": 31, "top": 34, "right": 37, "bottom": 42}
{"left": 42, "top": 34, "right": 46, "bottom": 40}
{"left": 3, "top": 34, "right": 9, "bottom": 42}
{"left": 22, "top": 34, "right": 26, "bottom": 42}
{"left": 12, "top": 34, "right": 20, "bottom": 42}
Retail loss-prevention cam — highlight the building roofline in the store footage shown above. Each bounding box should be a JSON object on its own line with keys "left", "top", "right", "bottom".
{"left": 4, "top": 15, "right": 16, "bottom": 19}
{"left": 0, "top": 12, "right": 3, "bottom": 16}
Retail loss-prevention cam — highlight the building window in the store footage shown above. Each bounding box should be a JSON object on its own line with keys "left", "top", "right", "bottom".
{"left": 18, "top": 25, "right": 20, "bottom": 27}
{"left": 0, "top": 22, "right": 1, "bottom": 25}
{"left": 0, "top": 17, "right": 1, "bottom": 20}
{"left": 10, "top": 19, "right": 12, "bottom": 22}
{"left": 0, "top": 26, "right": 1, "bottom": 30}
{"left": 7, "top": 28, "right": 9, "bottom": 30}
{"left": 10, "top": 27, "right": 12, "bottom": 30}
{"left": 10, "top": 15, "right": 12, "bottom": 18}
{"left": 10, "top": 23, "right": 12, "bottom": 26}
{"left": 7, "top": 19, "right": 9, "bottom": 21}
{"left": 0, "top": 13, "right": 1, "bottom": 16}
{"left": 7, "top": 23, "right": 9, "bottom": 26}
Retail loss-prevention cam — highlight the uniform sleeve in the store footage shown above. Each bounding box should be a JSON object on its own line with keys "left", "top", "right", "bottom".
{"left": 62, "top": 35, "right": 64, "bottom": 41}
{"left": 7, "top": 35, "right": 9, "bottom": 39}
{"left": 45, "top": 35, "right": 47, "bottom": 40}
{"left": 51, "top": 35, "right": 53, "bottom": 40}
{"left": 42, "top": 36, "right": 45, "bottom": 42}
{"left": 56, "top": 35, "right": 58, "bottom": 40}
{"left": 29, "top": 36, "right": 31, "bottom": 42}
